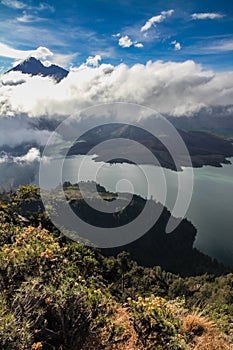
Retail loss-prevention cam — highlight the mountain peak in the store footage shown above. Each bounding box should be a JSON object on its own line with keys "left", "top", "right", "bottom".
{"left": 23, "top": 56, "right": 39, "bottom": 63}
{"left": 7, "top": 57, "right": 69, "bottom": 83}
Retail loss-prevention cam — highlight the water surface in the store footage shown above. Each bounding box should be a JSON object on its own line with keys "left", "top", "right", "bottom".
{"left": 35, "top": 155, "right": 233, "bottom": 267}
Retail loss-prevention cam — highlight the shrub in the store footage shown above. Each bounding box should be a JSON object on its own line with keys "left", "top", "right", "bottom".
{"left": 128, "top": 295, "right": 187, "bottom": 349}
{"left": 181, "top": 313, "right": 214, "bottom": 340}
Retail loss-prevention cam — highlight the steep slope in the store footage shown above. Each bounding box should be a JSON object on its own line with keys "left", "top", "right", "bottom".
{"left": 0, "top": 192, "right": 232, "bottom": 350}
{"left": 6, "top": 183, "right": 230, "bottom": 277}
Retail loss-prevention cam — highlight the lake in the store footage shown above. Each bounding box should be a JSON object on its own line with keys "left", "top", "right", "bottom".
{"left": 35, "top": 155, "right": 233, "bottom": 268}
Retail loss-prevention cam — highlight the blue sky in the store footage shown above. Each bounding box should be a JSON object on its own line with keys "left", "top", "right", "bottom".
{"left": 0, "top": 0, "right": 233, "bottom": 71}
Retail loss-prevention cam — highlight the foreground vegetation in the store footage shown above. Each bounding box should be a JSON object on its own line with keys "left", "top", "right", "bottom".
{"left": 0, "top": 186, "right": 232, "bottom": 349}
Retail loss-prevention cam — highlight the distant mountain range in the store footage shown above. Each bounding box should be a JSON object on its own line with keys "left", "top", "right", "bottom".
{"left": 168, "top": 106, "right": 233, "bottom": 138}
{"left": 68, "top": 123, "right": 233, "bottom": 170}
{"left": 6, "top": 57, "right": 69, "bottom": 82}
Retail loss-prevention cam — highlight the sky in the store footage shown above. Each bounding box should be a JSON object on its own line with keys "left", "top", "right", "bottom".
{"left": 0, "top": 0, "right": 233, "bottom": 72}
{"left": 0, "top": 0, "right": 233, "bottom": 149}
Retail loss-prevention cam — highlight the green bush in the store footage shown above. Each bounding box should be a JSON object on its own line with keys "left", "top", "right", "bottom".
{"left": 128, "top": 295, "right": 187, "bottom": 349}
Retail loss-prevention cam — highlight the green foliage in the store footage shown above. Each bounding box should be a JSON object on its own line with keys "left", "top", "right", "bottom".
{"left": 0, "top": 222, "right": 111, "bottom": 349}
{"left": 0, "top": 185, "right": 232, "bottom": 349}
{"left": 14, "top": 185, "right": 40, "bottom": 201}
{"left": 0, "top": 294, "right": 32, "bottom": 350}
{"left": 11, "top": 278, "right": 109, "bottom": 350}
{"left": 128, "top": 295, "right": 187, "bottom": 349}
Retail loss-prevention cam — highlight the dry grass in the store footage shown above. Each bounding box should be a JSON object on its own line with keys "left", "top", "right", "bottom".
{"left": 181, "top": 313, "right": 232, "bottom": 350}
{"left": 106, "top": 307, "right": 142, "bottom": 350}
{"left": 83, "top": 309, "right": 232, "bottom": 350}
{"left": 181, "top": 313, "right": 215, "bottom": 338}
{"left": 82, "top": 306, "right": 143, "bottom": 350}
{"left": 192, "top": 333, "right": 232, "bottom": 350}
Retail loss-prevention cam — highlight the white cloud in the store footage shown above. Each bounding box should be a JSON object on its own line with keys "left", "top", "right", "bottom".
{"left": 0, "top": 148, "right": 41, "bottom": 164}
{"left": 171, "top": 40, "right": 181, "bottom": 50}
{"left": 1, "top": 59, "right": 233, "bottom": 119}
{"left": 141, "top": 16, "right": 163, "bottom": 31}
{"left": 134, "top": 42, "right": 144, "bottom": 48}
{"left": 119, "top": 35, "right": 133, "bottom": 48}
{"left": 16, "top": 13, "right": 44, "bottom": 23}
{"left": 187, "top": 39, "right": 233, "bottom": 55}
{"left": 85, "top": 55, "right": 102, "bottom": 67}
{"left": 0, "top": 43, "right": 53, "bottom": 60}
{"left": 118, "top": 36, "right": 143, "bottom": 48}
{"left": 207, "top": 40, "right": 233, "bottom": 52}
{"left": 141, "top": 9, "right": 174, "bottom": 32}
{"left": 0, "top": 43, "right": 76, "bottom": 69}
{"left": 1, "top": 0, "right": 54, "bottom": 11}
{"left": 15, "top": 148, "right": 40, "bottom": 163}
{"left": 191, "top": 13, "right": 223, "bottom": 20}
{"left": 112, "top": 33, "right": 121, "bottom": 37}
{"left": 36, "top": 3, "right": 54, "bottom": 12}
{"left": 1, "top": 0, "right": 26, "bottom": 9}
{"left": 0, "top": 153, "right": 8, "bottom": 164}
{"left": 43, "top": 53, "right": 78, "bottom": 68}
{"left": 30, "top": 47, "right": 53, "bottom": 60}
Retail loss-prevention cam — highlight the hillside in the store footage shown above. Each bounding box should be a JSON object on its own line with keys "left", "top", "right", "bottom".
{"left": 3, "top": 183, "right": 230, "bottom": 277}
{"left": 168, "top": 108, "right": 233, "bottom": 139}
{"left": 0, "top": 186, "right": 232, "bottom": 349}
{"left": 68, "top": 123, "right": 233, "bottom": 170}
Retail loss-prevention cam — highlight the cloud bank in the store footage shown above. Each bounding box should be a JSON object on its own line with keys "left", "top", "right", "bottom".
{"left": 1, "top": 59, "right": 233, "bottom": 121}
